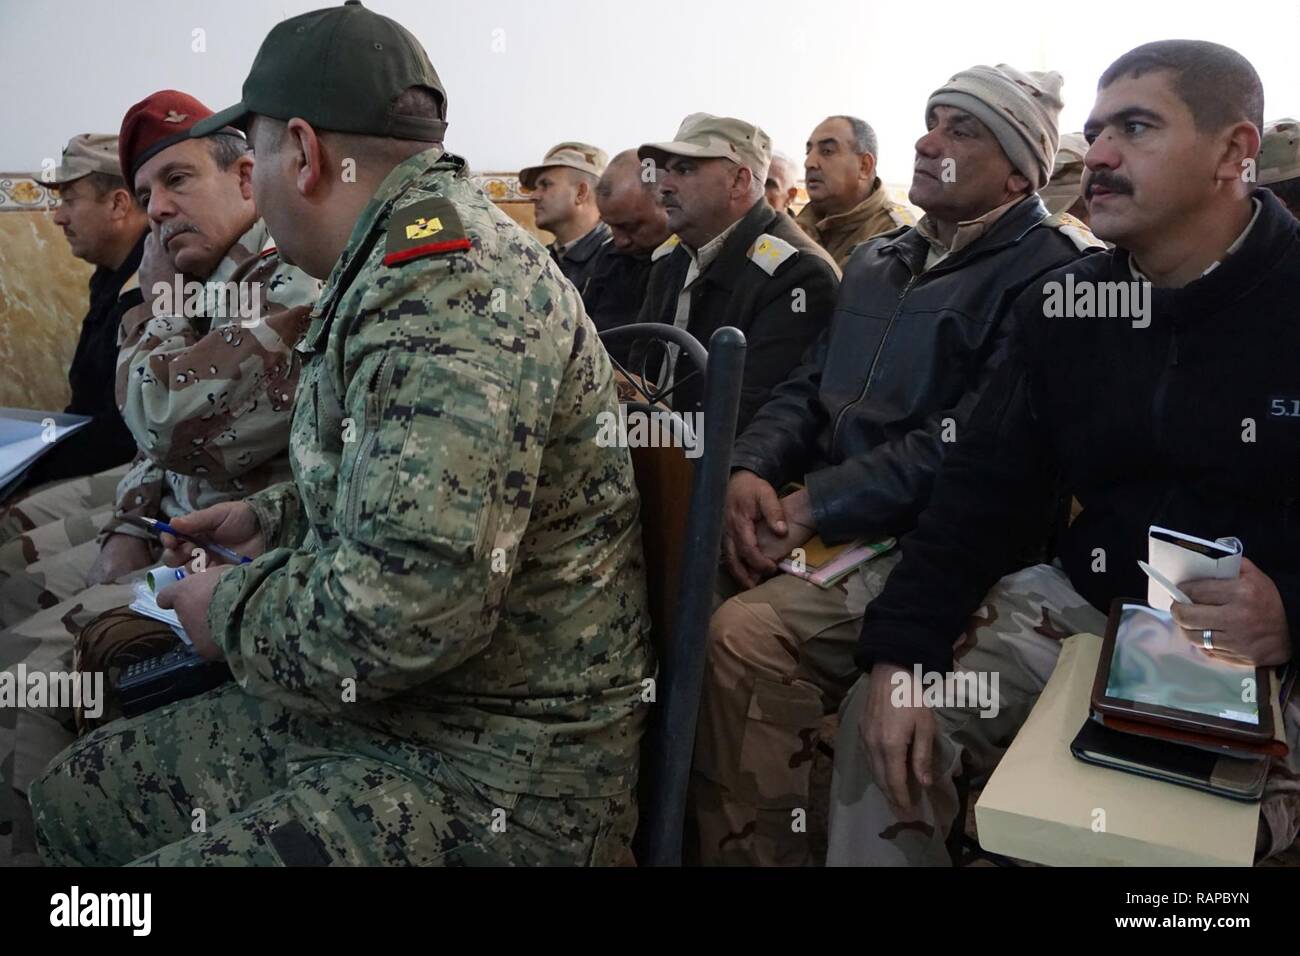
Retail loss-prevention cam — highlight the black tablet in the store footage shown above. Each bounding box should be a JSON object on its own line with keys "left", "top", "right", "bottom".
{"left": 1091, "top": 599, "right": 1274, "bottom": 743}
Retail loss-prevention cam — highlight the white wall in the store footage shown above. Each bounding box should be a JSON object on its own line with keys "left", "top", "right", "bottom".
{"left": 3, "top": 0, "right": 1298, "bottom": 185}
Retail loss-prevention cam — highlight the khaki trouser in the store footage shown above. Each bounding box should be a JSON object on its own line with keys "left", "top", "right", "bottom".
{"left": 0, "top": 465, "right": 127, "bottom": 546}
{"left": 826, "top": 562, "right": 1300, "bottom": 865}
{"left": 689, "top": 550, "right": 902, "bottom": 865}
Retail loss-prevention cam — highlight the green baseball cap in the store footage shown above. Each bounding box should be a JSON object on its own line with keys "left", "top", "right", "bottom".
{"left": 191, "top": 0, "right": 447, "bottom": 142}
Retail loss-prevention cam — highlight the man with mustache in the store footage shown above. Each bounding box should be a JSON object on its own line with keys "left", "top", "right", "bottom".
{"left": 692, "top": 65, "right": 1104, "bottom": 866}
{"left": 0, "top": 135, "right": 149, "bottom": 591}
{"left": 12, "top": 135, "right": 147, "bottom": 495}
{"left": 796, "top": 115, "right": 915, "bottom": 268}
{"left": 520, "top": 142, "right": 612, "bottom": 296}
{"left": 828, "top": 39, "right": 1300, "bottom": 866}
{"left": 0, "top": 90, "right": 318, "bottom": 866}
{"left": 637, "top": 113, "right": 840, "bottom": 432}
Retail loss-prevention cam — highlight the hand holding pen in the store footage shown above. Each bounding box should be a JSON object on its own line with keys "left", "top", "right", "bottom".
{"left": 127, "top": 502, "right": 265, "bottom": 569}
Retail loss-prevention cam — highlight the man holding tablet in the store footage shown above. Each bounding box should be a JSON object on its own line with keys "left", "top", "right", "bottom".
{"left": 827, "top": 39, "right": 1300, "bottom": 865}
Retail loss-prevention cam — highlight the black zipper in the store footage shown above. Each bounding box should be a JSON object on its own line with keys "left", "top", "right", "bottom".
{"left": 830, "top": 270, "right": 919, "bottom": 445}
{"left": 344, "top": 354, "right": 391, "bottom": 528}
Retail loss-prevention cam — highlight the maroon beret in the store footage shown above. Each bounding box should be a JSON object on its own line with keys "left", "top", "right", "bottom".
{"left": 119, "top": 90, "right": 228, "bottom": 184}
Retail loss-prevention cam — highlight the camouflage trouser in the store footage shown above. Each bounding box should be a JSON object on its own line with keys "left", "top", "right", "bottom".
{"left": 0, "top": 466, "right": 127, "bottom": 546}
{"left": 31, "top": 684, "right": 638, "bottom": 866}
{"left": 825, "top": 562, "right": 1300, "bottom": 865}
{"left": 690, "top": 550, "right": 903, "bottom": 866}
{"left": 0, "top": 512, "right": 115, "bottom": 629}
{"left": 0, "top": 579, "right": 140, "bottom": 867}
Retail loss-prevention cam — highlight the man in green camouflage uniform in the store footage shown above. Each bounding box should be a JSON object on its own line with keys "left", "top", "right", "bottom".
{"left": 0, "top": 91, "right": 318, "bottom": 867}
{"left": 32, "top": 1, "right": 652, "bottom": 867}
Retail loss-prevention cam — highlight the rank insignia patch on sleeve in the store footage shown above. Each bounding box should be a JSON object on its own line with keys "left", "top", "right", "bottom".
{"left": 384, "top": 197, "right": 472, "bottom": 266}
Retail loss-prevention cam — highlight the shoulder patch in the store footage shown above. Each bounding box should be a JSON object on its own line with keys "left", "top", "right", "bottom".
{"left": 384, "top": 197, "right": 472, "bottom": 266}
{"left": 748, "top": 233, "right": 799, "bottom": 276}
{"left": 1044, "top": 210, "right": 1105, "bottom": 252}
{"left": 887, "top": 202, "right": 917, "bottom": 228}
{"left": 651, "top": 234, "right": 680, "bottom": 261}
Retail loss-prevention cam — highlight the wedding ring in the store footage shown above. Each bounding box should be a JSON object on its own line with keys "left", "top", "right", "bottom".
{"left": 1202, "top": 629, "right": 1215, "bottom": 651}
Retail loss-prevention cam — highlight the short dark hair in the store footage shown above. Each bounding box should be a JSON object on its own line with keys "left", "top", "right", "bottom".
{"left": 80, "top": 171, "right": 129, "bottom": 198}
{"left": 1099, "top": 40, "right": 1264, "bottom": 134}
{"left": 830, "top": 115, "right": 878, "bottom": 157}
{"left": 206, "top": 131, "right": 251, "bottom": 170}
{"left": 1266, "top": 178, "right": 1300, "bottom": 216}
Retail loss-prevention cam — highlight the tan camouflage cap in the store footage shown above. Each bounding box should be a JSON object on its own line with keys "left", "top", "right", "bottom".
{"left": 639, "top": 113, "right": 772, "bottom": 182}
{"left": 41, "top": 133, "right": 122, "bottom": 186}
{"left": 1258, "top": 118, "right": 1300, "bottom": 186}
{"left": 519, "top": 142, "right": 609, "bottom": 190}
{"left": 1039, "top": 131, "right": 1088, "bottom": 215}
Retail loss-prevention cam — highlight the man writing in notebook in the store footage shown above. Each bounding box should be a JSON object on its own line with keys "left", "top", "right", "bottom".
{"left": 689, "top": 63, "right": 1104, "bottom": 865}
{"left": 828, "top": 39, "right": 1300, "bottom": 865}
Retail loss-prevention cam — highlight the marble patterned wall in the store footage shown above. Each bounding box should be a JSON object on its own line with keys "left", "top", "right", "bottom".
{"left": 0, "top": 176, "right": 92, "bottom": 412}
{"left": 0, "top": 172, "right": 545, "bottom": 414}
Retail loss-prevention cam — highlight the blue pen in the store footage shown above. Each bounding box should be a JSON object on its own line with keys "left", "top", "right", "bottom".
{"left": 135, "top": 516, "right": 253, "bottom": 565}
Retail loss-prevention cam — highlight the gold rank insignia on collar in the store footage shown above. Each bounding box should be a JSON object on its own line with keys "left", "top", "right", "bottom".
{"left": 384, "top": 196, "right": 472, "bottom": 266}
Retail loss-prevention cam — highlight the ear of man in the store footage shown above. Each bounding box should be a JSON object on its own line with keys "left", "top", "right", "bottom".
{"left": 285, "top": 118, "right": 327, "bottom": 198}
{"left": 108, "top": 186, "right": 137, "bottom": 221}
{"left": 1214, "top": 120, "right": 1262, "bottom": 186}
{"left": 234, "top": 150, "right": 256, "bottom": 201}
{"left": 858, "top": 150, "right": 877, "bottom": 183}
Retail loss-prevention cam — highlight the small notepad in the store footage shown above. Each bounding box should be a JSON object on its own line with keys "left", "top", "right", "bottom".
{"left": 129, "top": 576, "right": 192, "bottom": 647}
{"left": 778, "top": 536, "right": 896, "bottom": 588}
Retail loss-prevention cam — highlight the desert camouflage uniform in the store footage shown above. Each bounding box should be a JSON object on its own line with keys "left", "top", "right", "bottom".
{"left": 690, "top": 550, "right": 901, "bottom": 865}
{"left": 0, "top": 466, "right": 127, "bottom": 548}
{"left": 0, "top": 220, "right": 317, "bottom": 629}
{"left": 33, "top": 148, "right": 654, "bottom": 866}
{"left": 1, "top": 220, "right": 317, "bottom": 866}
{"left": 825, "top": 563, "right": 1300, "bottom": 865}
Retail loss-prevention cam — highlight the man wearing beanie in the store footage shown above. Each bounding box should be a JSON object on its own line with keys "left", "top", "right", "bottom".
{"left": 692, "top": 64, "right": 1103, "bottom": 866}
{"left": 829, "top": 39, "right": 1300, "bottom": 866}
{"left": 32, "top": 2, "right": 651, "bottom": 867}
{"left": 0, "top": 89, "right": 319, "bottom": 866}
{"left": 638, "top": 112, "right": 840, "bottom": 433}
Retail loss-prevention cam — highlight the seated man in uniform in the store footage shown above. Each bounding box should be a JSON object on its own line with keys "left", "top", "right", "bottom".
{"left": 637, "top": 113, "right": 841, "bottom": 433}
{"left": 828, "top": 39, "right": 1300, "bottom": 866}
{"left": 31, "top": 1, "right": 653, "bottom": 867}
{"left": 0, "top": 91, "right": 318, "bottom": 867}
{"left": 587, "top": 149, "right": 674, "bottom": 361}
{"left": 692, "top": 63, "right": 1103, "bottom": 866}
{"left": 7, "top": 134, "right": 147, "bottom": 501}
{"left": 519, "top": 142, "right": 612, "bottom": 295}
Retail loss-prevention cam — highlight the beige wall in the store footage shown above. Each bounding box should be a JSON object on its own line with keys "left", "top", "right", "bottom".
{"left": 0, "top": 173, "right": 547, "bottom": 414}
{"left": 0, "top": 177, "right": 91, "bottom": 412}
